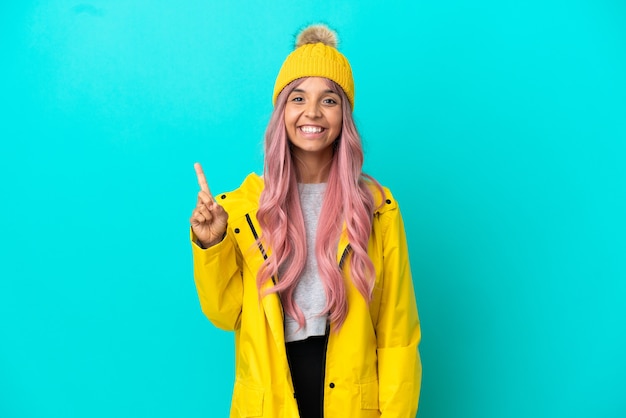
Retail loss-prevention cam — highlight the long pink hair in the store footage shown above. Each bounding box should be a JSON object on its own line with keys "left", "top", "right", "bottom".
{"left": 256, "top": 78, "right": 383, "bottom": 329}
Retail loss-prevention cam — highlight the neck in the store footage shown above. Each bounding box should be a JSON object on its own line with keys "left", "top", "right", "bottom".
{"left": 292, "top": 150, "right": 333, "bottom": 183}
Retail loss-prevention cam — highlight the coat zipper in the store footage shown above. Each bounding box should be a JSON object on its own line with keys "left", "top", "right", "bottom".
{"left": 320, "top": 244, "right": 351, "bottom": 416}
{"left": 338, "top": 244, "right": 352, "bottom": 269}
{"left": 245, "top": 213, "right": 276, "bottom": 285}
{"left": 320, "top": 323, "right": 331, "bottom": 417}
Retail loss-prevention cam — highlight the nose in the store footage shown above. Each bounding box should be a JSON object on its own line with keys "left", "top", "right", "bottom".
{"left": 304, "top": 102, "right": 322, "bottom": 118}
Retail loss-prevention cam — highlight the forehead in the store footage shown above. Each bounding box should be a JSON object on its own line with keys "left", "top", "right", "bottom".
{"left": 292, "top": 77, "right": 338, "bottom": 93}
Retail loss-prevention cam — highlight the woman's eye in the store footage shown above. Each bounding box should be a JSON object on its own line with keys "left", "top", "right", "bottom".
{"left": 291, "top": 97, "right": 303, "bottom": 102}
{"left": 324, "top": 98, "right": 337, "bottom": 105}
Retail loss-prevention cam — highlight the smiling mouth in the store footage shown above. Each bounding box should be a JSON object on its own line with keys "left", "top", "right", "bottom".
{"left": 299, "top": 126, "right": 325, "bottom": 134}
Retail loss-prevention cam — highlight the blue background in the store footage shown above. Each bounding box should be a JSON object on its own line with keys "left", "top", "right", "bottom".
{"left": 1, "top": 1, "right": 625, "bottom": 417}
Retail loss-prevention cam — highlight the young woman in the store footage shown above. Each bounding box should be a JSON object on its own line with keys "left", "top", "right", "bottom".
{"left": 190, "top": 24, "right": 421, "bottom": 418}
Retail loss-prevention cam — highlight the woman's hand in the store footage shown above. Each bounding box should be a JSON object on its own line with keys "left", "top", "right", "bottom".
{"left": 190, "top": 162, "right": 229, "bottom": 248}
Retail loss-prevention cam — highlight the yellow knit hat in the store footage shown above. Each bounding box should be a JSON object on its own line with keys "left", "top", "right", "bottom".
{"left": 273, "top": 25, "right": 355, "bottom": 108}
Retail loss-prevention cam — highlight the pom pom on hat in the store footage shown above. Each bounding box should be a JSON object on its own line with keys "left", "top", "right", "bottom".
{"left": 295, "top": 25, "right": 338, "bottom": 48}
{"left": 273, "top": 24, "right": 355, "bottom": 108}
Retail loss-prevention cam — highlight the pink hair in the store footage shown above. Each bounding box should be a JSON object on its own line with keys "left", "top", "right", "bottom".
{"left": 256, "top": 78, "right": 383, "bottom": 329}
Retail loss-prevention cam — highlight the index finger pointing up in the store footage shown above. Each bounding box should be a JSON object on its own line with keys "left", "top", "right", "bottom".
{"left": 194, "top": 162, "right": 212, "bottom": 196}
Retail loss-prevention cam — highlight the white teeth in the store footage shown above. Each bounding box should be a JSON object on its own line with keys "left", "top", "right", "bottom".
{"left": 300, "top": 126, "right": 323, "bottom": 133}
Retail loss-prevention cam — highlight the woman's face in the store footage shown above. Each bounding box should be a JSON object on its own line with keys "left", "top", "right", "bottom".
{"left": 284, "top": 77, "right": 343, "bottom": 161}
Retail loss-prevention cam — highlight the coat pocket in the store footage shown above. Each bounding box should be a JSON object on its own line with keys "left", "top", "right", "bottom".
{"left": 359, "top": 379, "right": 379, "bottom": 410}
{"left": 233, "top": 380, "right": 264, "bottom": 417}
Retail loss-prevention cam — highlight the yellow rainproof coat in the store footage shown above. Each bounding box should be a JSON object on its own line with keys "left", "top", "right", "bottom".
{"left": 191, "top": 173, "right": 421, "bottom": 417}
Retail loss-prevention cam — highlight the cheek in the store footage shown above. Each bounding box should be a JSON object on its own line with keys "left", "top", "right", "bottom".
{"left": 331, "top": 113, "right": 343, "bottom": 132}
{"left": 284, "top": 108, "right": 298, "bottom": 127}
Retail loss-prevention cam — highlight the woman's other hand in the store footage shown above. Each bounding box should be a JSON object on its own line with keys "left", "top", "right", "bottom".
{"left": 190, "top": 162, "right": 229, "bottom": 248}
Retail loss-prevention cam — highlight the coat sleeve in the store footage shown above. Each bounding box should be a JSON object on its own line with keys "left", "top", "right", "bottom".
{"left": 190, "top": 227, "right": 243, "bottom": 331}
{"left": 376, "top": 204, "right": 422, "bottom": 417}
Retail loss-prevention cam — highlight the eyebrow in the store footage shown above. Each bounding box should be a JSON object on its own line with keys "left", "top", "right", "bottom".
{"left": 291, "top": 88, "right": 339, "bottom": 95}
